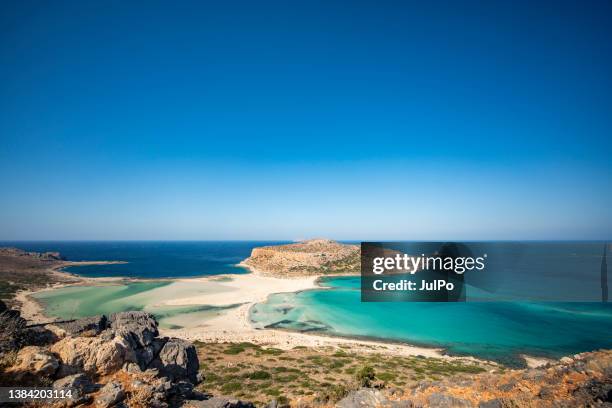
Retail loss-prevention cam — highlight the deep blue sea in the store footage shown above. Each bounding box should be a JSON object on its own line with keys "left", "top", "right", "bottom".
{"left": 0, "top": 241, "right": 289, "bottom": 278}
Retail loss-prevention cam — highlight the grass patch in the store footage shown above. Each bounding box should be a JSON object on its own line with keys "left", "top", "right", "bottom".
{"left": 246, "top": 370, "right": 272, "bottom": 380}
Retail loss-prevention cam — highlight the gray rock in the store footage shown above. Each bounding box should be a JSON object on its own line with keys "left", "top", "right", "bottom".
{"left": 171, "top": 380, "right": 194, "bottom": 397}
{"left": 427, "top": 392, "right": 474, "bottom": 408}
{"left": 336, "top": 389, "right": 387, "bottom": 408}
{"left": 133, "top": 337, "right": 167, "bottom": 369}
{"left": 124, "top": 362, "right": 142, "bottom": 374}
{"left": 50, "top": 315, "right": 108, "bottom": 337}
{"left": 182, "top": 397, "right": 255, "bottom": 408}
{"left": 52, "top": 373, "right": 96, "bottom": 408}
{"left": 109, "top": 311, "right": 159, "bottom": 348}
{"left": 53, "top": 373, "right": 97, "bottom": 394}
{"left": 478, "top": 400, "right": 504, "bottom": 408}
{"left": 388, "top": 402, "right": 413, "bottom": 408}
{"left": 151, "top": 337, "right": 199, "bottom": 383}
{"left": 95, "top": 381, "right": 125, "bottom": 408}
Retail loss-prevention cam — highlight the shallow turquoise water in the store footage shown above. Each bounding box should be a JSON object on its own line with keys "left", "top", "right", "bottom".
{"left": 34, "top": 281, "right": 241, "bottom": 329}
{"left": 251, "top": 276, "right": 612, "bottom": 366}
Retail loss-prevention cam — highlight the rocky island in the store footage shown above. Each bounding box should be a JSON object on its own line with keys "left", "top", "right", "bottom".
{"left": 240, "top": 239, "right": 360, "bottom": 277}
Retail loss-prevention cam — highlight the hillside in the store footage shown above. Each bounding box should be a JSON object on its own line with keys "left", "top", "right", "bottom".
{"left": 240, "top": 239, "right": 360, "bottom": 277}
{"left": 0, "top": 247, "right": 76, "bottom": 306}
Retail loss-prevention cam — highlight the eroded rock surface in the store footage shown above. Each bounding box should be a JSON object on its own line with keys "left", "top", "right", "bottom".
{"left": 8, "top": 345, "right": 59, "bottom": 377}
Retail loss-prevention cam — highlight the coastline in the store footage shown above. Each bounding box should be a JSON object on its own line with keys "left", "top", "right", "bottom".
{"left": 15, "top": 260, "right": 129, "bottom": 323}
{"left": 16, "top": 262, "right": 475, "bottom": 363}
{"left": 24, "top": 262, "right": 577, "bottom": 367}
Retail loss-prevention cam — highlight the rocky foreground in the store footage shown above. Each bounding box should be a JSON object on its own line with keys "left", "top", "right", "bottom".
{"left": 0, "top": 300, "right": 250, "bottom": 407}
{"left": 240, "top": 240, "right": 359, "bottom": 277}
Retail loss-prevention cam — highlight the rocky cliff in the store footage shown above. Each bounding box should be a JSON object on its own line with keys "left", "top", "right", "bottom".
{"left": 241, "top": 239, "right": 360, "bottom": 277}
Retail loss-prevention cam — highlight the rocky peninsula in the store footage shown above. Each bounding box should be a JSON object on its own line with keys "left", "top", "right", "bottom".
{"left": 240, "top": 239, "right": 360, "bottom": 277}
{"left": 0, "top": 247, "right": 126, "bottom": 309}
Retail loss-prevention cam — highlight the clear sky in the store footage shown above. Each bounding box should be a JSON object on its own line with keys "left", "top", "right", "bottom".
{"left": 1, "top": 0, "right": 611, "bottom": 240}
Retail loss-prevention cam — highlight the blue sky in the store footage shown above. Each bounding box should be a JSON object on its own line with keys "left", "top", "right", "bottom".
{"left": 1, "top": 0, "right": 611, "bottom": 240}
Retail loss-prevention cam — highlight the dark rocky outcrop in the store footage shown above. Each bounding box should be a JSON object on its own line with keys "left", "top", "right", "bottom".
{"left": 49, "top": 315, "right": 108, "bottom": 337}
{"left": 0, "top": 303, "right": 27, "bottom": 353}
{"left": 152, "top": 337, "right": 200, "bottom": 383}
{"left": 96, "top": 381, "right": 126, "bottom": 408}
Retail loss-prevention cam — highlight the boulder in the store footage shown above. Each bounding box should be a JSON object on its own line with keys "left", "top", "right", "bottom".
{"left": 336, "top": 389, "right": 388, "bottom": 408}
{"left": 151, "top": 337, "right": 199, "bottom": 383}
{"left": 95, "top": 381, "right": 125, "bottom": 408}
{"left": 109, "top": 311, "right": 158, "bottom": 348}
{"left": 53, "top": 373, "right": 97, "bottom": 407}
{"left": 133, "top": 337, "right": 167, "bottom": 369}
{"left": 51, "top": 333, "right": 134, "bottom": 377}
{"left": 9, "top": 345, "right": 59, "bottom": 377}
{"left": 427, "top": 393, "right": 474, "bottom": 407}
{"left": 53, "top": 373, "right": 97, "bottom": 394}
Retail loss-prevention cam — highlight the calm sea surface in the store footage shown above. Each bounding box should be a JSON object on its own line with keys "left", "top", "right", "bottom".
{"left": 0, "top": 241, "right": 289, "bottom": 278}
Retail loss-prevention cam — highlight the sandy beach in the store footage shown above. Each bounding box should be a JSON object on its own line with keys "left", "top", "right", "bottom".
{"left": 160, "top": 272, "right": 454, "bottom": 359}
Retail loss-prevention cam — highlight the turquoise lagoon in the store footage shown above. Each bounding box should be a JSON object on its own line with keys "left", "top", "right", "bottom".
{"left": 14, "top": 241, "right": 611, "bottom": 366}
{"left": 33, "top": 280, "right": 242, "bottom": 330}
{"left": 251, "top": 276, "right": 612, "bottom": 366}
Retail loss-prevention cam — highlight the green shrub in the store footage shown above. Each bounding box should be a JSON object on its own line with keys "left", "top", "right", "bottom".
{"left": 221, "top": 382, "right": 241, "bottom": 393}
{"left": 317, "top": 384, "right": 349, "bottom": 403}
{"left": 355, "top": 365, "right": 376, "bottom": 387}
{"left": 246, "top": 370, "right": 271, "bottom": 380}
{"left": 377, "top": 372, "right": 396, "bottom": 382}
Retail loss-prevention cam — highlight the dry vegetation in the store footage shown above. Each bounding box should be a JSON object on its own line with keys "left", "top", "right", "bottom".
{"left": 241, "top": 239, "right": 360, "bottom": 277}
{"left": 194, "top": 341, "right": 489, "bottom": 407}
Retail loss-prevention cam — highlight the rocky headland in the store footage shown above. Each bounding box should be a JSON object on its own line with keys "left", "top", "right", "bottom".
{"left": 0, "top": 247, "right": 125, "bottom": 309}
{"left": 240, "top": 240, "right": 359, "bottom": 277}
